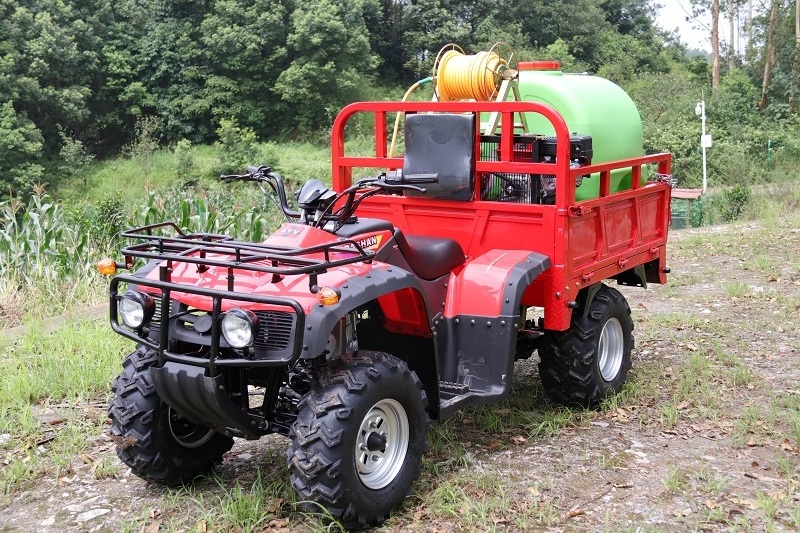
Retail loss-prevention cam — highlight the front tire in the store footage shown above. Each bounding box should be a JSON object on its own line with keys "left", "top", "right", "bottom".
{"left": 538, "top": 285, "right": 633, "bottom": 406}
{"left": 108, "top": 346, "right": 234, "bottom": 485}
{"left": 287, "top": 351, "right": 429, "bottom": 529}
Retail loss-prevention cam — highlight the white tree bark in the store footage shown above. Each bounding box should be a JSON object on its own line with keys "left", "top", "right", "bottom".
{"left": 728, "top": 0, "right": 736, "bottom": 69}
{"left": 712, "top": 0, "right": 721, "bottom": 90}
{"left": 759, "top": 0, "right": 778, "bottom": 110}
{"left": 795, "top": 0, "right": 799, "bottom": 48}
{"left": 747, "top": 0, "right": 753, "bottom": 61}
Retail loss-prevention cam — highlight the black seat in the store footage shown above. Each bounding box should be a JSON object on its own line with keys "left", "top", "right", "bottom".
{"left": 403, "top": 113, "right": 475, "bottom": 201}
{"left": 394, "top": 231, "right": 465, "bottom": 281}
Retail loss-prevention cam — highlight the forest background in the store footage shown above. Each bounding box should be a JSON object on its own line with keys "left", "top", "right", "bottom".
{"left": 0, "top": 0, "right": 799, "bottom": 322}
{"left": 1, "top": 0, "right": 798, "bottom": 194}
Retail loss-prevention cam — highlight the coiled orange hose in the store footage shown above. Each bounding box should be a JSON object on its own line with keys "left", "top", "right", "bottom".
{"left": 436, "top": 50, "right": 506, "bottom": 102}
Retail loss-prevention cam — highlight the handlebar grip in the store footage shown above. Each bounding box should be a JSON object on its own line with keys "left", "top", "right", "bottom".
{"left": 247, "top": 165, "right": 268, "bottom": 175}
{"left": 403, "top": 173, "right": 439, "bottom": 184}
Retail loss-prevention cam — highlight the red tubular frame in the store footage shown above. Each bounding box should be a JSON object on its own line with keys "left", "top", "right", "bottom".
{"left": 331, "top": 101, "right": 671, "bottom": 331}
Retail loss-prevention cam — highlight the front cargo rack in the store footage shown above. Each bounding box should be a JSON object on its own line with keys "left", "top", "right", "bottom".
{"left": 120, "top": 222, "right": 376, "bottom": 293}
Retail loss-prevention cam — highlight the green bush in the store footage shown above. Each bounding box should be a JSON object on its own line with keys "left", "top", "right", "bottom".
{"left": 624, "top": 69, "right": 800, "bottom": 190}
{"left": 174, "top": 139, "right": 197, "bottom": 183}
{"left": 122, "top": 116, "right": 163, "bottom": 176}
{"left": 721, "top": 184, "right": 751, "bottom": 222}
{"left": 58, "top": 128, "right": 95, "bottom": 188}
{"left": 215, "top": 117, "right": 258, "bottom": 175}
{"left": 0, "top": 101, "right": 44, "bottom": 198}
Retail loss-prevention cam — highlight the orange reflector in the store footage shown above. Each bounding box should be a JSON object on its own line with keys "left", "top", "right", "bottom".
{"left": 317, "top": 287, "right": 340, "bottom": 306}
{"left": 96, "top": 258, "right": 117, "bottom": 276}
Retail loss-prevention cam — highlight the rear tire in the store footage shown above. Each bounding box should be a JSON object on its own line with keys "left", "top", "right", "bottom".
{"left": 287, "top": 351, "right": 429, "bottom": 529}
{"left": 108, "top": 346, "right": 234, "bottom": 485}
{"left": 538, "top": 285, "right": 633, "bottom": 406}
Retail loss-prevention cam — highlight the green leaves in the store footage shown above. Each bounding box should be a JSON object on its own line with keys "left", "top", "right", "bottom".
{"left": 215, "top": 117, "right": 258, "bottom": 174}
{"left": 275, "top": 0, "right": 376, "bottom": 131}
{"left": 0, "top": 0, "right": 795, "bottom": 203}
{"left": 0, "top": 101, "right": 44, "bottom": 193}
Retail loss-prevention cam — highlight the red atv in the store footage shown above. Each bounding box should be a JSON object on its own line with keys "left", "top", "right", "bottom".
{"left": 103, "top": 100, "right": 671, "bottom": 528}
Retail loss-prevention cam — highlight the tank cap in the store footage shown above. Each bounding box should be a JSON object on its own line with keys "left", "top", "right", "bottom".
{"left": 518, "top": 61, "right": 561, "bottom": 71}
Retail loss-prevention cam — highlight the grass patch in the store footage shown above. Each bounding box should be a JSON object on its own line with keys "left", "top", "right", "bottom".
{"left": 415, "top": 470, "right": 559, "bottom": 530}
{"left": 0, "top": 321, "right": 131, "bottom": 492}
{"left": 443, "top": 364, "right": 582, "bottom": 446}
{"left": 661, "top": 464, "right": 689, "bottom": 494}
{"left": 211, "top": 473, "right": 293, "bottom": 532}
{"left": 119, "top": 457, "right": 308, "bottom": 532}
{"left": 695, "top": 464, "right": 728, "bottom": 497}
{"left": 53, "top": 137, "right": 376, "bottom": 208}
{"left": 724, "top": 281, "right": 751, "bottom": 298}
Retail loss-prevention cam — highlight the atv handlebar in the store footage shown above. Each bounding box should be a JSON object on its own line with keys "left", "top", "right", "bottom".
{"left": 220, "top": 165, "right": 427, "bottom": 231}
{"left": 220, "top": 166, "right": 300, "bottom": 221}
{"left": 309, "top": 176, "right": 427, "bottom": 231}
{"left": 219, "top": 165, "right": 271, "bottom": 182}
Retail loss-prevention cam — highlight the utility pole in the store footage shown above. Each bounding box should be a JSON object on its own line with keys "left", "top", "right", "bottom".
{"left": 696, "top": 100, "right": 710, "bottom": 194}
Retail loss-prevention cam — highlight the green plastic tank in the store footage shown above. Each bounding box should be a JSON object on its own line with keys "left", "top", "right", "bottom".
{"left": 516, "top": 65, "right": 644, "bottom": 200}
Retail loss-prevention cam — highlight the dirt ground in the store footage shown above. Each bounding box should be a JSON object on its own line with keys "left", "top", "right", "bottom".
{"left": 1, "top": 217, "right": 799, "bottom": 532}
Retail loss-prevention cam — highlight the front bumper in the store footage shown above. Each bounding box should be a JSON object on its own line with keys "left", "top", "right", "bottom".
{"left": 110, "top": 274, "right": 306, "bottom": 369}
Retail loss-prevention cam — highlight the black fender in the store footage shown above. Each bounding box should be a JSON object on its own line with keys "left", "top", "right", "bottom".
{"left": 611, "top": 263, "right": 648, "bottom": 289}
{"left": 574, "top": 282, "right": 603, "bottom": 319}
{"left": 433, "top": 251, "right": 550, "bottom": 419}
{"left": 300, "top": 266, "right": 431, "bottom": 359}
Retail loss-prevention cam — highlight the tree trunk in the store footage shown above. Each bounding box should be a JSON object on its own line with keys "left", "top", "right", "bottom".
{"left": 795, "top": 0, "right": 799, "bottom": 113}
{"left": 759, "top": 0, "right": 778, "bottom": 111}
{"left": 712, "top": 0, "right": 721, "bottom": 90}
{"left": 796, "top": 0, "right": 799, "bottom": 49}
{"left": 728, "top": 0, "right": 736, "bottom": 69}
{"left": 746, "top": 0, "right": 753, "bottom": 62}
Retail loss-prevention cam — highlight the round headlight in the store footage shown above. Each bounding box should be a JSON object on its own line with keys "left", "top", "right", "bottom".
{"left": 221, "top": 309, "right": 257, "bottom": 348}
{"left": 119, "top": 290, "right": 155, "bottom": 329}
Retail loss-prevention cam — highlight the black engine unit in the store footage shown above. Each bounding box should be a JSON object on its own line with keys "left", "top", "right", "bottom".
{"left": 479, "top": 133, "right": 593, "bottom": 204}
{"left": 538, "top": 134, "right": 593, "bottom": 204}
{"left": 538, "top": 134, "right": 593, "bottom": 163}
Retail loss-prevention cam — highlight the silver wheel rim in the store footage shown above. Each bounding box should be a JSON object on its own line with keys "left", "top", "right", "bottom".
{"left": 598, "top": 317, "right": 625, "bottom": 381}
{"left": 168, "top": 407, "right": 215, "bottom": 448}
{"left": 355, "top": 399, "right": 409, "bottom": 490}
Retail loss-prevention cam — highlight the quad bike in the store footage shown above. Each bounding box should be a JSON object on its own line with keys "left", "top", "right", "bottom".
{"left": 100, "top": 99, "right": 672, "bottom": 528}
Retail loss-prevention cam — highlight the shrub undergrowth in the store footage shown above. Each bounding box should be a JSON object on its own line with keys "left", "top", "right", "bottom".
{"left": 3, "top": 132, "right": 799, "bottom": 326}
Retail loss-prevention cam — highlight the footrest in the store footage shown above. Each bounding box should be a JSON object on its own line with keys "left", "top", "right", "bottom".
{"left": 439, "top": 381, "right": 469, "bottom": 396}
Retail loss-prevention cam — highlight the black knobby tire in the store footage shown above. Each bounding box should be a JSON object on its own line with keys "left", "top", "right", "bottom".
{"left": 538, "top": 285, "right": 634, "bottom": 407}
{"left": 108, "top": 346, "right": 234, "bottom": 486}
{"left": 287, "top": 350, "right": 429, "bottom": 529}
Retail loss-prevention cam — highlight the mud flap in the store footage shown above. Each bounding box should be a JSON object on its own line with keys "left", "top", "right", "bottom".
{"left": 434, "top": 252, "right": 550, "bottom": 419}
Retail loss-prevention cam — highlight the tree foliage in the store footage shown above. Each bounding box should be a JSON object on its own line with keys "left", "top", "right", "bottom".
{"left": 0, "top": 0, "right": 796, "bottom": 197}
{"left": 0, "top": 101, "right": 44, "bottom": 192}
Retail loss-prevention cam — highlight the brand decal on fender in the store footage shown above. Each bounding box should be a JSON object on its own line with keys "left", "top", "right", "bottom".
{"left": 344, "top": 234, "right": 384, "bottom": 251}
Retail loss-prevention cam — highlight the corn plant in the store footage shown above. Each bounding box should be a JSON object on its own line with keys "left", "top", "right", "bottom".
{"left": 129, "top": 186, "right": 281, "bottom": 241}
{"left": 0, "top": 194, "right": 94, "bottom": 279}
{"left": 0, "top": 185, "right": 283, "bottom": 326}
